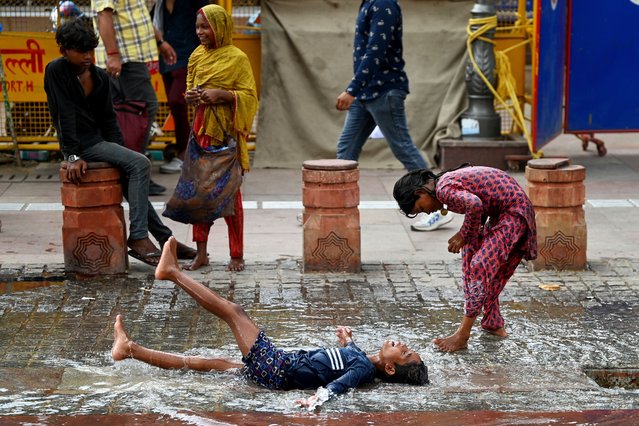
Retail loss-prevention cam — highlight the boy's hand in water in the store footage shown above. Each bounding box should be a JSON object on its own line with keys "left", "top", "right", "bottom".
{"left": 295, "top": 387, "right": 331, "bottom": 411}
{"left": 336, "top": 326, "right": 353, "bottom": 346}
{"left": 295, "top": 393, "right": 318, "bottom": 409}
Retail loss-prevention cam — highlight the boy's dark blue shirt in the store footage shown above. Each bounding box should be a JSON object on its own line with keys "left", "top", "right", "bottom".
{"left": 346, "top": 0, "right": 409, "bottom": 100}
{"left": 285, "top": 341, "right": 376, "bottom": 395}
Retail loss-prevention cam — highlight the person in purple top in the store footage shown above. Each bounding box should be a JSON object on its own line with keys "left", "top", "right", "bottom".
{"left": 112, "top": 237, "right": 429, "bottom": 410}
{"left": 393, "top": 164, "right": 537, "bottom": 352}
{"left": 335, "top": 0, "right": 429, "bottom": 173}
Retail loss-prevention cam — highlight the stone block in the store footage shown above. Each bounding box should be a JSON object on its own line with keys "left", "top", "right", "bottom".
{"left": 302, "top": 159, "right": 361, "bottom": 273}
{"left": 526, "top": 181, "right": 586, "bottom": 208}
{"left": 60, "top": 162, "right": 128, "bottom": 275}
{"left": 526, "top": 158, "right": 587, "bottom": 270}
{"left": 533, "top": 207, "right": 587, "bottom": 270}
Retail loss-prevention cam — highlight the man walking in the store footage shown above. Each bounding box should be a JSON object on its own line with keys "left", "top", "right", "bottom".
{"left": 92, "top": 0, "right": 167, "bottom": 195}
{"left": 336, "top": 0, "right": 451, "bottom": 231}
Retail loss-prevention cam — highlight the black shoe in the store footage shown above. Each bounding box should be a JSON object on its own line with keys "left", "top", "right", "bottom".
{"left": 149, "top": 180, "right": 166, "bottom": 196}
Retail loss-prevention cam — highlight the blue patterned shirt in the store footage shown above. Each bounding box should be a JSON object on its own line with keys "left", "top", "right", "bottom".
{"left": 346, "top": 0, "right": 409, "bottom": 100}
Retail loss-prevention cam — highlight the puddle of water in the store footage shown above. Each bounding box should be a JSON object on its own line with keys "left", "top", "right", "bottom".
{"left": 584, "top": 368, "right": 639, "bottom": 390}
{"left": 2, "top": 278, "right": 639, "bottom": 416}
{"left": 0, "top": 279, "right": 65, "bottom": 294}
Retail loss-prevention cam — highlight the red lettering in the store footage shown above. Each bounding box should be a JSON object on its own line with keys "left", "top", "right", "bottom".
{"left": 2, "top": 39, "right": 45, "bottom": 75}
{"left": 4, "top": 81, "right": 32, "bottom": 92}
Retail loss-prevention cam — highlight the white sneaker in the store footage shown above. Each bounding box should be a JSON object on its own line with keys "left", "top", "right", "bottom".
{"left": 150, "top": 121, "right": 164, "bottom": 137}
{"left": 411, "top": 211, "right": 454, "bottom": 232}
{"left": 159, "top": 157, "right": 183, "bottom": 174}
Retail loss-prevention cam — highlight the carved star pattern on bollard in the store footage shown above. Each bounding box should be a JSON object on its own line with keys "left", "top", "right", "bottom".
{"left": 73, "top": 233, "right": 114, "bottom": 273}
{"left": 540, "top": 230, "right": 579, "bottom": 271}
{"left": 312, "top": 231, "right": 354, "bottom": 271}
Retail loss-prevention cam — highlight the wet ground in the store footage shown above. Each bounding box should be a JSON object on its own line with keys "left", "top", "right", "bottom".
{"left": 2, "top": 134, "right": 639, "bottom": 423}
{"left": 1, "top": 258, "right": 639, "bottom": 423}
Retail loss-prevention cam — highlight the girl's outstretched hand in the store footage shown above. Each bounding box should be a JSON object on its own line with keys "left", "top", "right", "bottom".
{"left": 448, "top": 232, "right": 466, "bottom": 254}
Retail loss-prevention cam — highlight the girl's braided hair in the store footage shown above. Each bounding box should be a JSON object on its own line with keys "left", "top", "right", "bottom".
{"left": 393, "top": 163, "right": 471, "bottom": 217}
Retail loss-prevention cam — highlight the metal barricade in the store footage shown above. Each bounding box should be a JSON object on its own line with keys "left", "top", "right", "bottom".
{"left": 0, "top": 0, "right": 260, "bottom": 157}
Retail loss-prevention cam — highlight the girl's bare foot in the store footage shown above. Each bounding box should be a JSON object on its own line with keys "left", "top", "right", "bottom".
{"left": 112, "top": 314, "right": 132, "bottom": 361}
{"left": 185, "top": 253, "right": 210, "bottom": 271}
{"left": 155, "top": 236, "right": 181, "bottom": 280}
{"left": 484, "top": 327, "right": 508, "bottom": 337}
{"left": 226, "top": 257, "right": 245, "bottom": 272}
{"left": 432, "top": 331, "right": 470, "bottom": 353}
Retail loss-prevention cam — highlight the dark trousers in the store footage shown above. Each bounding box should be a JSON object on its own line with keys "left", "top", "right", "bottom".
{"left": 162, "top": 67, "right": 189, "bottom": 157}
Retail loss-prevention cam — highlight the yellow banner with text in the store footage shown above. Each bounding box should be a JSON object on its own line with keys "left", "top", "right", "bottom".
{"left": 0, "top": 32, "right": 167, "bottom": 103}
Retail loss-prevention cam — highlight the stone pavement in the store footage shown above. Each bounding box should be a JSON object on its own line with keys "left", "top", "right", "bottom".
{"left": 1, "top": 257, "right": 639, "bottom": 422}
{"left": 1, "top": 133, "right": 639, "bottom": 422}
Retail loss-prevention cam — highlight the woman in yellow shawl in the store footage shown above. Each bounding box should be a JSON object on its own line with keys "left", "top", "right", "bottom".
{"left": 182, "top": 4, "right": 258, "bottom": 271}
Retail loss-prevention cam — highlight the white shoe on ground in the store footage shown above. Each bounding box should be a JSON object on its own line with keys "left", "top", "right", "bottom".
{"left": 411, "top": 211, "right": 454, "bottom": 232}
{"left": 159, "top": 157, "right": 183, "bottom": 174}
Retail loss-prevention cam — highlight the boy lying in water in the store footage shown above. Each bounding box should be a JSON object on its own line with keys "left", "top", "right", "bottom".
{"left": 112, "top": 237, "right": 429, "bottom": 408}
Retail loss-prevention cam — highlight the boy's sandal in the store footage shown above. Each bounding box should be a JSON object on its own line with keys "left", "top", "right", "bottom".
{"left": 128, "top": 249, "right": 162, "bottom": 266}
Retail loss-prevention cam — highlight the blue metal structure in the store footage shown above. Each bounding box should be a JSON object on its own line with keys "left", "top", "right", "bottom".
{"left": 565, "top": 0, "right": 639, "bottom": 132}
{"left": 531, "top": 0, "right": 567, "bottom": 151}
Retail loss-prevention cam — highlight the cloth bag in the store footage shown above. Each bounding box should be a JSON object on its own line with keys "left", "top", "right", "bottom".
{"left": 113, "top": 99, "right": 148, "bottom": 153}
{"left": 110, "top": 78, "right": 148, "bottom": 153}
{"left": 162, "top": 122, "right": 242, "bottom": 224}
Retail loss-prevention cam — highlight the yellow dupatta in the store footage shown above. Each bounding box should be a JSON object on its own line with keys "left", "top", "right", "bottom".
{"left": 187, "top": 4, "right": 258, "bottom": 171}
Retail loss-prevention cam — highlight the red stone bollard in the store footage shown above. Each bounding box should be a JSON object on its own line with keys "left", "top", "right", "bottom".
{"left": 525, "top": 158, "right": 587, "bottom": 270}
{"left": 60, "top": 162, "right": 128, "bottom": 275}
{"left": 302, "top": 159, "right": 361, "bottom": 273}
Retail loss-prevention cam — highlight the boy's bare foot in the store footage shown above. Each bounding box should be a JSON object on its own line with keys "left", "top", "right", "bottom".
{"left": 112, "top": 314, "right": 132, "bottom": 361}
{"left": 185, "top": 254, "right": 210, "bottom": 271}
{"left": 226, "top": 257, "right": 245, "bottom": 272}
{"left": 155, "top": 236, "right": 181, "bottom": 280}
{"left": 484, "top": 327, "right": 508, "bottom": 337}
{"left": 432, "top": 332, "right": 470, "bottom": 353}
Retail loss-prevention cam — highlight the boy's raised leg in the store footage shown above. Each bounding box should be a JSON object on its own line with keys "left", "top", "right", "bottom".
{"left": 112, "top": 314, "right": 241, "bottom": 371}
{"left": 155, "top": 237, "right": 260, "bottom": 356}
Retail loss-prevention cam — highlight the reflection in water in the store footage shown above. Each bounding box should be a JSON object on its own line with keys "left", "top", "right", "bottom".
{"left": 0, "top": 279, "right": 65, "bottom": 294}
